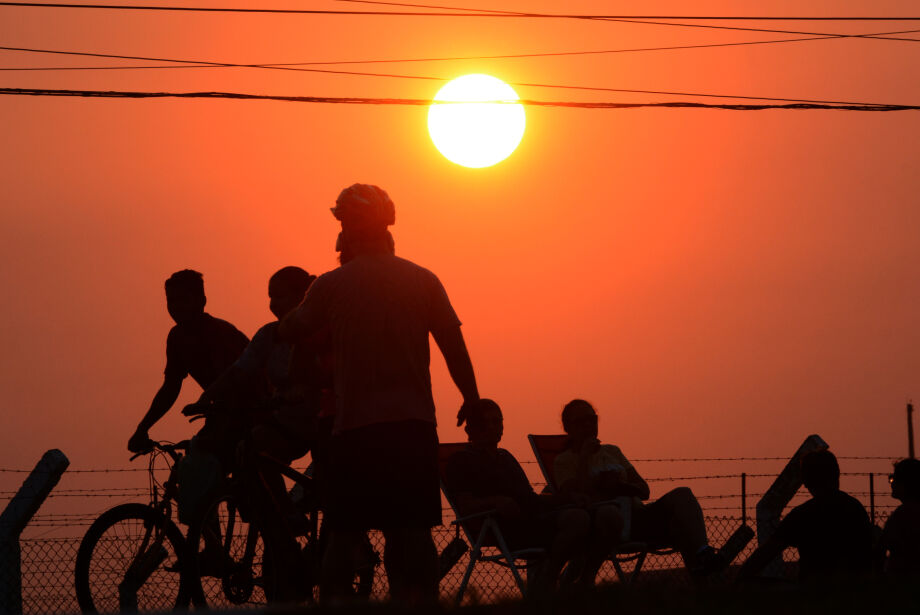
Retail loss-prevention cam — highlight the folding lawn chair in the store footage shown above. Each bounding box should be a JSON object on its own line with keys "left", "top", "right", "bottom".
{"left": 438, "top": 442, "right": 546, "bottom": 605}
{"left": 527, "top": 434, "right": 676, "bottom": 584}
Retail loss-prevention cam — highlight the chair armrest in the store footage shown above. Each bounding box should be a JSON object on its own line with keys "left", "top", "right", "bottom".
{"left": 451, "top": 509, "right": 499, "bottom": 524}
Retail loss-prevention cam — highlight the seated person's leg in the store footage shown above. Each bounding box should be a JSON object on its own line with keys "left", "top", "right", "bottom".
{"left": 581, "top": 504, "right": 624, "bottom": 585}
{"left": 636, "top": 487, "right": 708, "bottom": 567}
{"left": 543, "top": 508, "right": 591, "bottom": 587}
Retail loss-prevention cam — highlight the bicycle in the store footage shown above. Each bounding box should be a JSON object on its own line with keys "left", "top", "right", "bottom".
{"left": 183, "top": 450, "right": 379, "bottom": 606}
{"left": 74, "top": 441, "right": 201, "bottom": 614}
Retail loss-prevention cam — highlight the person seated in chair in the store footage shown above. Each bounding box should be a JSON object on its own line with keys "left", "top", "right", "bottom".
{"left": 881, "top": 458, "right": 920, "bottom": 576}
{"left": 445, "top": 399, "right": 591, "bottom": 592}
{"left": 555, "top": 399, "right": 723, "bottom": 579}
{"left": 739, "top": 449, "right": 872, "bottom": 583}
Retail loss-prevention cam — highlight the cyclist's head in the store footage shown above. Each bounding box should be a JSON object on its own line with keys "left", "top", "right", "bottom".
{"left": 801, "top": 448, "right": 840, "bottom": 497}
{"left": 464, "top": 399, "right": 503, "bottom": 447}
{"left": 891, "top": 458, "right": 920, "bottom": 502}
{"left": 165, "top": 269, "right": 206, "bottom": 325}
{"left": 268, "top": 266, "right": 316, "bottom": 320}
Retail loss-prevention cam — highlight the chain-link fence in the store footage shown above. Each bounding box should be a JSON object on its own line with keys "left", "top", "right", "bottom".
{"left": 15, "top": 509, "right": 894, "bottom": 613}
{"left": 4, "top": 453, "right": 902, "bottom": 614}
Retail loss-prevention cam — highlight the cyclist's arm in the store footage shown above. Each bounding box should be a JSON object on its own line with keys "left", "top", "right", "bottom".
{"left": 129, "top": 375, "right": 182, "bottom": 449}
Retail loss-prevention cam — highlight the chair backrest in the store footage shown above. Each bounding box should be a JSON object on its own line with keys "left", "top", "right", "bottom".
{"left": 527, "top": 434, "right": 570, "bottom": 493}
{"left": 438, "top": 442, "right": 479, "bottom": 543}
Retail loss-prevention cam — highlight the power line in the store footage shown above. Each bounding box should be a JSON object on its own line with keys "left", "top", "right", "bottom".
{"left": 0, "top": 46, "right": 899, "bottom": 106}
{"left": 4, "top": 24, "right": 920, "bottom": 74}
{"left": 3, "top": 3, "right": 920, "bottom": 21}
{"left": 2, "top": 87, "right": 918, "bottom": 110}
{"left": 333, "top": 0, "right": 920, "bottom": 41}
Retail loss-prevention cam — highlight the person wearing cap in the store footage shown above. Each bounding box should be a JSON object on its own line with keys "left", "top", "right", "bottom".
{"left": 281, "top": 184, "right": 479, "bottom": 605}
{"left": 882, "top": 458, "right": 920, "bottom": 576}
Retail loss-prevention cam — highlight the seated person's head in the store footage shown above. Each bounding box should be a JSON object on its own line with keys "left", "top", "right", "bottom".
{"left": 890, "top": 458, "right": 920, "bottom": 502}
{"left": 561, "top": 399, "right": 599, "bottom": 446}
{"left": 165, "top": 269, "right": 206, "bottom": 325}
{"left": 801, "top": 449, "right": 840, "bottom": 497}
{"left": 464, "top": 399, "right": 503, "bottom": 447}
{"left": 268, "top": 266, "right": 315, "bottom": 320}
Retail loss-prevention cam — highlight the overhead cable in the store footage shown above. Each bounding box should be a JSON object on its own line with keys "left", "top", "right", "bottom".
{"left": 333, "top": 0, "right": 920, "bottom": 41}
{"left": 0, "top": 46, "right": 899, "bottom": 106}
{"left": 2, "top": 87, "right": 918, "bottom": 111}
{"left": 2, "top": 2, "right": 920, "bottom": 21}
{"left": 4, "top": 25, "right": 920, "bottom": 73}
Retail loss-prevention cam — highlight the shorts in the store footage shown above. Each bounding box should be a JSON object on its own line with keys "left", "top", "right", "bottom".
{"left": 324, "top": 419, "right": 441, "bottom": 531}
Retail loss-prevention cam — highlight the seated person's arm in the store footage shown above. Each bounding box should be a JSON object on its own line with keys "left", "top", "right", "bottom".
{"left": 737, "top": 532, "right": 788, "bottom": 580}
{"left": 612, "top": 447, "right": 650, "bottom": 500}
{"left": 128, "top": 375, "right": 182, "bottom": 451}
{"left": 455, "top": 492, "right": 521, "bottom": 520}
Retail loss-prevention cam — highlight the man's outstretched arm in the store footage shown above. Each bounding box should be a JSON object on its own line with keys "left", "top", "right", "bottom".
{"left": 128, "top": 376, "right": 182, "bottom": 452}
{"left": 432, "top": 325, "right": 479, "bottom": 424}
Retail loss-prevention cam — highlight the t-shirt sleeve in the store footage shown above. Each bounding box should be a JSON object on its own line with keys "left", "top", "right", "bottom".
{"left": 234, "top": 323, "right": 273, "bottom": 374}
{"left": 425, "top": 271, "right": 462, "bottom": 332}
{"left": 163, "top": 327, "right": 188, "bottom": 381}
{"left": 504, "top": 451, "right": 537, "bottom": 499}
{"left": 553, "top": 450, "right": 577, "bottom": 491}
{"left": 287, "top": 274, "right": 330, "bottom": 338}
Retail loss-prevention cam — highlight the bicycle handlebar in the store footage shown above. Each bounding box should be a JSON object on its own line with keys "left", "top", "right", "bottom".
{"left": 129, "top": 441, "right": 189, "bottom": 462}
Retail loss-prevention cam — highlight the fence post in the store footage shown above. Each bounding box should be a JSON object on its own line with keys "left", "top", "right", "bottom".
{"left": 0, "top": 450, "right": 69, "bottom": 615}
{"left": 869, "top": 473, "right": 875, "bottom": 526}
{"left": 741, "top": 472, "right": 747, "bottom": 526}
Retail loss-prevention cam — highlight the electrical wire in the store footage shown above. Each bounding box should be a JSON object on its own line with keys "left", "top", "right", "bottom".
{"left": 4, "top": 24, "right": 920, "bottom": 73}
{"left": 0, "top": 46, "right": 902, "bottom": 106}
{"left": 2, "top": 87, "right": 918, "bottom": 110}
{"left": 2, "top": 2, "right": 920, "bottom": 22}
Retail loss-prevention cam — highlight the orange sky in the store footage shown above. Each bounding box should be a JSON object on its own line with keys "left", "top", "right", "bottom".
{"left": 2, "top": 0, "right": 919, "bottom": 483}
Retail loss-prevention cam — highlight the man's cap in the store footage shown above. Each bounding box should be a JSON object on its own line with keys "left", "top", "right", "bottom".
{"left": 331, "top": 184, "right": 396, "bottom": 230}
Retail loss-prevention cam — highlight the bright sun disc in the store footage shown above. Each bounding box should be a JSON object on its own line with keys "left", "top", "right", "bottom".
{"left": 428, "top": 74, "right": 526, "bottom": 168}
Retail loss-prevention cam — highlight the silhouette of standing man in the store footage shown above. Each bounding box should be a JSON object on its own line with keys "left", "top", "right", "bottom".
{"left": 281, "top": 184, "right": 479, "bottom": 605}
{"left": 128, "top": 269, "right": 249, "bottom": 453}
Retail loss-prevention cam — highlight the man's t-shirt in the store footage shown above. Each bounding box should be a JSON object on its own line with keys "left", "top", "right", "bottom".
{"left": 164, "top": 313, "right": 249, "bottom": 389}
{"left": 883, "top": 501, "right": 920, "bottom": 575}
{"left": 234, "top": 321, "right": 295, "bottom": 394}
{"left": 288, "top": 253, "right": 461, "bottom": 433}
{"left": 775, "top": 490, "right": 872, "bottom": 581}
{"left": 444, "top": 445, "right": 540, "bottom": 514}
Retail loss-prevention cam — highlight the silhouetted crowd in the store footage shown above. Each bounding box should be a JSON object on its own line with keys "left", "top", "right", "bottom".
{"left": 126, "top": 183, "right": 920, "bottom": 606}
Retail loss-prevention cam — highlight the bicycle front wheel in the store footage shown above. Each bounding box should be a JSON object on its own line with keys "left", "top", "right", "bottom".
{"left": 74, "top": 503, "right": 189, "bottom": 613}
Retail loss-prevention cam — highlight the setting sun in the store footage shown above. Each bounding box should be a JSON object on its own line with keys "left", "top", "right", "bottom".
{"left": 428, "top": 74, "right": 526, "bottom": 168}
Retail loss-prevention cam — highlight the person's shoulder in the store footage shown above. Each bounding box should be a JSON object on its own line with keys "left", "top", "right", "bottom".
{"left": 601, "top": 444, "right": 623, "bottom": 455}
{"left": 203, "top": 313, "right": 244, "bottom": 333}
{"left": 251, "top": 321, "right": 279, "bottom": 341}
{"left": 497, "top": 447, "right": 523, "bottom": 466}
{"left": 391, "top": 255, "right": 441, "bottom": 280}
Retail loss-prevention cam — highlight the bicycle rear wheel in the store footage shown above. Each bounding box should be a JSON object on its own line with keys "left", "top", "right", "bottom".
{"left": 184, "top": 489, "right": 278, "bottom": 608}
{"left": 74, "top": 503, "right": 189, "bottom": 613}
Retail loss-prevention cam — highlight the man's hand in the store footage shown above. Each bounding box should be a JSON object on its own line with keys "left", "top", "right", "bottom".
{"left": 457, "top": 399, "right": 479, "bottom": 427}
{"left": 127, "top": 429, "right": 154, "bottom": 454}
